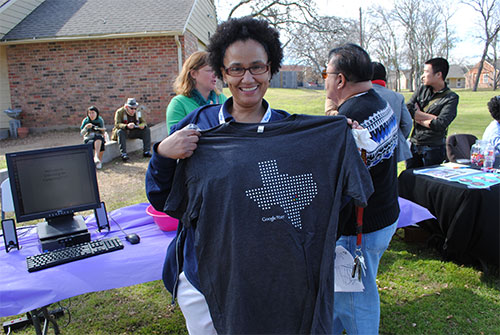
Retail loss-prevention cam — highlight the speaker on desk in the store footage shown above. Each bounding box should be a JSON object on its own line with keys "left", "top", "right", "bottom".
{"left": 95, "top": 201, "right": 110, "bottom": 232}
{"left": 2, "top": 219, "right": 20, "bottom": 252}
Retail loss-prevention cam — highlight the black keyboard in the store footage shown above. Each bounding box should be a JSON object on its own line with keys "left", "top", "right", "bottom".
{"left": 26, "top": 237, "right": 124, "bottom": 272}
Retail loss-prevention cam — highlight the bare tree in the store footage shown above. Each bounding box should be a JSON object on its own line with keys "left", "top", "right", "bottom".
{"left": 392, "top": 0, "right": 422, "bottom": 91}
{"left": 432, "top": 0, "right": 458, "bottom": 59}
{"left": 286, "top": 15, "right": 358, "bottom": 81}
{"left": 463, "top": 0, "right": 500, "bottom": 91}
{"left": 389, "top": 0, "right": 452, "bottom": 91}
{"left": 219, "top": 0, "right": 359, "bottom": 80}
{"left": 488, "top": 35, "right": 500, "bottom": 89}
{"left": 366, "top": 5, "right": 405, "bottom": 90}
{"left": 220, "top": 0, "right": 322, "bottom": 47}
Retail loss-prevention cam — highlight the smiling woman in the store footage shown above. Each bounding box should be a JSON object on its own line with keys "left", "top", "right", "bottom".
{"left": 146, "top": 16, "right": 292, "bottom": 335}
{"left": 220, "top": 39, "right": 271, "bottom": 121}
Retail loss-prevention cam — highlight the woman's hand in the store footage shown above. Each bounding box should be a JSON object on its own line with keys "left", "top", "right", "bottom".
{"left": 157, "top": 125, "right": 201, "bottom": 159}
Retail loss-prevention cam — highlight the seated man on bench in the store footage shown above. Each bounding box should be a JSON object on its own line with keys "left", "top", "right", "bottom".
{"left": 112, "top": 98, "right": 152, "bottom": 161}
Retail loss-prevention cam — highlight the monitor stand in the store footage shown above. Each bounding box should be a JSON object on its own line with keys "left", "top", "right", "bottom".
{"left": 37, "top": 214, "right": 90, "bottom": 251}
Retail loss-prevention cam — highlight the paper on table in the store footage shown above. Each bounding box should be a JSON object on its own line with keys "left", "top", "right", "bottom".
{"left": 441, "top": 162, "right": 468, "bottom": 168}
{"left": 334, "top": 245, "right": 365, "bottom": 292}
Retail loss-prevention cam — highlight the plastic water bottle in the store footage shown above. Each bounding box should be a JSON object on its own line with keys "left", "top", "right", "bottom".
{"left": 483, "top": 142, "right": 495, "bottom": 169}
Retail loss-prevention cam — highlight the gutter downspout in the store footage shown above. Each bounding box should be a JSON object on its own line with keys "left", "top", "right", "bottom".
{"left": 175, "top": 35, "right": 182, "bottom": 73}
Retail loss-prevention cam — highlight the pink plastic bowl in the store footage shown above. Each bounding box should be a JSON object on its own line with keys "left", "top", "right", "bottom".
{"left": 146, "top": 205, "right": 179, "bottom": 231}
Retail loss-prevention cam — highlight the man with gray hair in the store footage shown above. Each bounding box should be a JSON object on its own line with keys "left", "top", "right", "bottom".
{"left": 324, "top": 44, "right": 399, "bottom": 334}
{"left": 112, "top": 98, "right": 152, "bottom": 161}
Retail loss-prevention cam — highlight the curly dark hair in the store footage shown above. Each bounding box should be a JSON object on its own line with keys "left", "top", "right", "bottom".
{"left": 207, "top": 16, "right": 283, "bottom": 79}
{"left": 487, "top": 96, "right": 500, "bottom": 121}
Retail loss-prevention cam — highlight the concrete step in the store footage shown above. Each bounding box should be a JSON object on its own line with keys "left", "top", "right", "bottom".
{"left": 101, "top": 123, "right": 166, "bottom": 163}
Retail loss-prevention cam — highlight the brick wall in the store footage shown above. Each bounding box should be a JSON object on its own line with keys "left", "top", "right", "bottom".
{"left": 183, "top": 30, "right": 199, "bottom": 57}
{"left": 7, "top": 36, "right": 184, "bottom": 130}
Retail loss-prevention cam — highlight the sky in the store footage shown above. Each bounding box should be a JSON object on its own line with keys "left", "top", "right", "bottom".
{"left": 216, "top": 0, "right": 486, "bottom": 65}
{"left": 316, "top": 0, "right": 483, "bottom": 64}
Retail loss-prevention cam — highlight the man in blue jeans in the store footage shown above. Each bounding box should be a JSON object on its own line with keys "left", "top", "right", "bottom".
{"left": 324, "top": 43, "right": 400, "bottom": 334}
{"left": 406, "top": 57, "right": 459, "bottom": 168}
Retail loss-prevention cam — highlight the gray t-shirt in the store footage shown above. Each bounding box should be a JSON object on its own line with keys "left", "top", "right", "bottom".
{"left": 166, "top": 114, "right": 374, "bottom": 334}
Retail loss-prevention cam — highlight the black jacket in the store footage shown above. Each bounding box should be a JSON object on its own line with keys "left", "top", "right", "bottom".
{"left": 407, "top": 84, "right": 459, "bottom": 146}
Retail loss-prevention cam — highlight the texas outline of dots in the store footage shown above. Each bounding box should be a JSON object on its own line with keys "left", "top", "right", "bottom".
{"left": 245, "top": 160, "right": 318, "bottom": 229}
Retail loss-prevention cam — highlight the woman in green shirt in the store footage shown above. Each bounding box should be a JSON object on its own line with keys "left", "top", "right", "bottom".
{"left": 166, "top": 51, "right": 227, "bottom": 133}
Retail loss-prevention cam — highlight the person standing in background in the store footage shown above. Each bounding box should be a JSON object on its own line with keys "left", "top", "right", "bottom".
{"left": 166, "top": 51, "right": 227, "bottom": 133}
{"left": 371, "top": 62, "right": 413, "bottom": 162}
{"left": 406, "top": 57, "right": 459, "bottom": 168}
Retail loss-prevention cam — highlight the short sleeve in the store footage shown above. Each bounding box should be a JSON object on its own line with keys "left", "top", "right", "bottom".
{"left": 167, "top": 96, "right": 189, "bottom": 133}
{"left": 340, "top": 126, "right": 374, "bottom": 207}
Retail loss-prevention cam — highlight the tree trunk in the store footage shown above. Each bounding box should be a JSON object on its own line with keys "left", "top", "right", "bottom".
{"left": 473, "top": 44, "right": 490, "bottom": 92}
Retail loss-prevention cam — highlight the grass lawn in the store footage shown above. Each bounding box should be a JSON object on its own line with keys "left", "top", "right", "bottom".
{"left": 1, "top": 88, "right": 499, "bottom": 335}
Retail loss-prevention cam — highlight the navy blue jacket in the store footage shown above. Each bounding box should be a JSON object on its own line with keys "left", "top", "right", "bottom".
{"left": 145, "top": 98, "right": 290, "bottom": 294}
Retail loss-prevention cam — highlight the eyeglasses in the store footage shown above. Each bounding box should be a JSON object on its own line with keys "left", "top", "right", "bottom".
{"left": 223, "top": 63, "right": 270, "bottom": 77}
{"left": 200, "top": 68, "right": 215, "bottom": 74}
{"left": 322, "top": 69, "right": 340, "bottom": 80}
{"left": 128, "top": 107, "right": 137, "bottom": 110}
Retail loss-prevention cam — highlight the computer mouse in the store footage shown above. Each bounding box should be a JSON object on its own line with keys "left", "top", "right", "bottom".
{"left": 126, "top": 233, "right": 140, "bottom": 244}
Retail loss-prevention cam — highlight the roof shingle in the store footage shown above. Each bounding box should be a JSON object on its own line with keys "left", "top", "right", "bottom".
{"left": 3, "top": 0, "right": 195, "bottom": 41}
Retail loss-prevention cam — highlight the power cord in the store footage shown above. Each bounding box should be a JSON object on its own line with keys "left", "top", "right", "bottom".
{"left": 56, "top": 301, "right": 72, "bottom": 327}
{"left": 109, "top": 215, "right": 129, "bottom": 237}
{"left": 108, "top": 215, "right": 140, "bottom": 244}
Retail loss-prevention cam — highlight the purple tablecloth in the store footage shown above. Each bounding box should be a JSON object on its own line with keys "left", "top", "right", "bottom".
{"left": 397, "top": 197, "right": 436, "bottom": 228}
{"left": 0, "top": 199, "right": 433, "bottom": 317}
{"left": 0, "top": 203, "right": 175, "bottom": 317}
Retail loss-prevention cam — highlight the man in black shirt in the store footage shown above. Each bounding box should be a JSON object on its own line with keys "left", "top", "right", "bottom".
{"left": 406, "top": 57, "right": 459, "bottom": 168}
{"left": 324, "top": 43, "right": 399, "bottom": 335}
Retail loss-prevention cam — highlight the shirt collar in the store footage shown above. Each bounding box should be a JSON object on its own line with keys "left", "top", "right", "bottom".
{"left": 218, "top": 97, "right": 272, "bottom": 124}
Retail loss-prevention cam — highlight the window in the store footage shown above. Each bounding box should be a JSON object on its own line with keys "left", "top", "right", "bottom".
{"left": 484, "top": 73, "right": 489, "bottom": 83}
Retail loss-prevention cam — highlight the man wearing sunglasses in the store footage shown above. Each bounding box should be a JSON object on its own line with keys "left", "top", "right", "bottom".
{"left": 112, "top": 97, "right": 152, "bottom": 161}
{"left": 324, "top": 44, "right": 399, "bottom": 335}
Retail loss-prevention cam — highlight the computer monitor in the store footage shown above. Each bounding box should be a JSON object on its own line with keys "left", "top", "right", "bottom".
{"left": 6, "top": 144, "right": 100, "bottom": 240}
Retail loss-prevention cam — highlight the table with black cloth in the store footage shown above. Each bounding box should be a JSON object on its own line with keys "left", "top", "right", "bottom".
{"left": 398, "top": 168, "right": 499, "bottom": 266}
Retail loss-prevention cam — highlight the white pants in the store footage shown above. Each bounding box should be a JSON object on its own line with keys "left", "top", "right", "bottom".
{"left": 177, "top": 272, "right": 217, "bottom": 335}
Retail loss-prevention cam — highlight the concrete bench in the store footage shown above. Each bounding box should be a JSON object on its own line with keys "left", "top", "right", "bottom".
{"left": 101, "top": 123, "right": 167, "bottom": 163}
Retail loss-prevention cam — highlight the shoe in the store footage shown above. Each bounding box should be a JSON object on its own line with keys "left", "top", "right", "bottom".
{"left": 143, "top": 151, "right": 152, "bottom": 158}
{"left": 94, "top": 157, "right": 102, "bottom": 169}
{"left": 121, "top": 153, "right": 130, "bottom": 161}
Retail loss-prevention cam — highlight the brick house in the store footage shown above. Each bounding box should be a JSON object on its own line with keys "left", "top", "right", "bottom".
{"left": 465, "top": 60, "right": 498, "bottom": 89}
{"left": 0, "top": 0, "right": 218, "bottom": 133}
